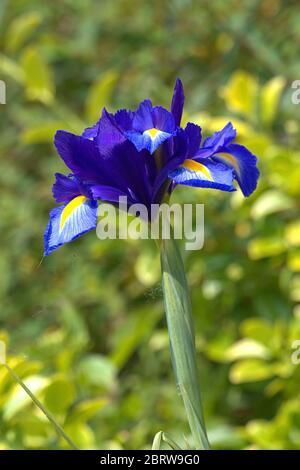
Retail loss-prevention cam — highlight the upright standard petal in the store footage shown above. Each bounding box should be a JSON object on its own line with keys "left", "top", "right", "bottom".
{"left": 212, "top": 143, "right": 259, "bottom": 196}
{"left": 169, "top": 158, "right": 235, "bottom": 192}
{"left": 127, "top": 128, "right": 172, "bottom": 154}
{"left": 184, "top": 122, "right": 202, "bottom": 156}
{"left": 96, "top": 109, "right": 126, "bottom": 158}
{"left": 126, "top": 101, "right": 175, "bottom": 154}
{"left": 198, "top": 122, "right": 236, "bottom": 158}
{"left": 82, "top": 122, "right": 100, "bottom": 139}
{"left": 44, "top": 196, "right": 98, "bottom": 255}
{"left": 170, "top": 78, "right": 185, "bottom": 126}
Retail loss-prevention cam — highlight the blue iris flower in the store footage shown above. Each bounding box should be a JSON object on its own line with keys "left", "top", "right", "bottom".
{"left": 44, "top": 79, "right": 259, "bottom": 255}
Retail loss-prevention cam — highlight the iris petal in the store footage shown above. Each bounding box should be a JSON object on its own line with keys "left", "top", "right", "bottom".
{"left": 185, "top": 122, "right": 202, "bottom": 155}
{"left": 197, "top": 122, "right": 236, "bottom": 158}
{"left": 126, "top": 129, "right": 172, "bottom": 154}
{"left": 170, "top": 78, "right": 185, "bottom": 126}
{"left": 54, "top": 131, "right": 102, "bottom": 180}
{"left": 132, "top": 99, "right": 154, "bottom": 132}
{"left": 82, "top": 123, "right": 99, "bottom": 139}
{"left": 44, "top": 197, "right": 98, "bottom": 255}
{"left": 169, "top": 158, "right": 235, "bottom": 192}
{"left": 96, "top": 109, "right": 126, "bottom": 158}
{"left": 213, "top": 143, "right": 259, "bottom": 196}
{"left": 52, "top": 173, "right": 81, "bottom": 203}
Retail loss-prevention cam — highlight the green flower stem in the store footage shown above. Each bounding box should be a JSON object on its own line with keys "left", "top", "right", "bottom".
{"left": 3, "top": 363, "right": 78, "bottom": 450}
{"left": 159, "top": 236, "right": 210, "bottom": 450}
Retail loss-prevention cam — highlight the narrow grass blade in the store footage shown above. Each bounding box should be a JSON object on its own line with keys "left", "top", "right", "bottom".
{"left": 3, "top": 363, "right": 78, "bottom": 450}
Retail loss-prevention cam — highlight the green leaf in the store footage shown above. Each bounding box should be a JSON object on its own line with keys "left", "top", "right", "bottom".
{"left": 162, "top": 433, "right": 182, "bottom": 450}
{"left": 225, "top": 339, "right": 271, "bottom": 361}
{"left": 260, "top": 76, "right": 286, "bottom": 125}
{"left": 248, "top": 237, "right": 287, "bottom": 260}
{"left": 152, "top": 431, "right": 163, "bottom": 450}
{"left": 64, "top": 422, "right": 94, "bottom": 449}
{"left": 0, "top": 54, "right": 24, "bottom": 83}
{"left": 134, "top": 251, "right": 160, "bottom": 286}
{"left": 77, "top": 355, "right": 116, "bottom": 389}
{"left": 251, "top": 190, "right": 294, "bottom": 219}
{"left": 220, "top": 70, "right": 259, "bottom": 118}
{"left": 240, "top": 318, "right": 274, "bottom": 348}
{"left": 285, "top": 220, "right": 300, "bottom": 247}
{"left": 21, "top": 47, "right": 55, "bottom": 104}
{"left": 5, "top": 12, "right": 42, "bottom": 53}
{"left": 3, "top": 376, "right": 48, "bottom": 420}
{"left": 230, "top": 359, "right": 275, "bottom": 384}
{"left": 110, "top": 305, "right": 162, "bottom": 370}
{"left": 21, "top": 121, "right": 69, "bottom": 144}
{"left": 85, "top": 71, "right": 118, "bottom": 123}
{"left": 44, "top": 377, "right": 75, "bottom": 414}
{"left": 67, "top": 398, "right": 108, "bottom": 424}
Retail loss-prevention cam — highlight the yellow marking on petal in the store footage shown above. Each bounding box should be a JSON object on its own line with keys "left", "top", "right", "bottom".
{"left": 145, "top": 128, "right": 160, "bottom": 139}
{"left": 216, "top": 153, "right": 240, "bottom": 174}
{"left": 60, "top": 195, "right": 87, "bottom": 232}
{"left": 182, "top": 159, "right": 213, "bottom": 181}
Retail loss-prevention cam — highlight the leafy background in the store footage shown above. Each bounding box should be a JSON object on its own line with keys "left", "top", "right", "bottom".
{"left": 0, "top": 0, "right": 300, "bottom": 450}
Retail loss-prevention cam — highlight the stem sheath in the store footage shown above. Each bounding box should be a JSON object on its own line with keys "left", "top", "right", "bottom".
{"left": 160, "top": 236, "right": 210, "bottom": 450}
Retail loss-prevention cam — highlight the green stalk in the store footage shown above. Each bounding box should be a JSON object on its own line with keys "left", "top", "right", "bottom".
{"left": 160, "top": 236, "right": 210, "bottom": 450}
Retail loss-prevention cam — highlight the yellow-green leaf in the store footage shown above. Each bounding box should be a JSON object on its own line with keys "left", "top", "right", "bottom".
{"left": 230, "top": 359, "right": 275, "bottom": 384}
{"left": 248, "top": 237, "right": 287, "bottom": 260}
{"left": 225, "top": 339, "right": 271, "bottom": 361}
{"left": 0, "top": 54, "right": 24, "bottom": 83}
{"left": 220, "top": 70, "right": 259, "bottom": 118}
{"left": 44, "top": 377, "right": 75, "bottom": 414}
{"left": 21, "top": 121, "right": 71, "bottom": 144}
{"left": 21, "top": 47, "right": 54, "bottom": 104}
{"left": 85, "top": 71, "right": 118, "bottom": 123}
{"left": 261, "top": 76, "right": 286, "bottom": 125}
{"left": 5, "top": 12, "right": 42, "bottom": 53}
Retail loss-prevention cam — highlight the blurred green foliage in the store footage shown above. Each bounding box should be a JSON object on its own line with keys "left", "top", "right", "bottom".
{"left": 0, "top": 0, "right": 300, "bottom": 450}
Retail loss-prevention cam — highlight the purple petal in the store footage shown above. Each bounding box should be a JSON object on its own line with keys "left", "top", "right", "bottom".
{"left": 170, "top": 158, "right": 236, "bottom": 192}
{"left": 185, "top": 122, "right": 202, "bottom": 156}
{"left": 54, "top": 131, "right": 102, "bottom": 181}
{"left": 213, "top": 143, "right": 259, "bottom": 197}
{"left": 96, "top": 109, "right": 126, "bottom": 158}
{"left": 170, "top": 78, "right": 185, "bottom": 126}
{"left": 152, "top": 106, "right": 175, "bottom": 132}
{"left": 44, "top": 198, "right": 98, "bottom": 255}
{"left": 52, "top": 173, "right": 82, "bottom": 203}
{"left": 132, "top": 99, "right": 154, "bottom": 132}
{"left": 202, "top": 122, "right": 236, "bottom": 155}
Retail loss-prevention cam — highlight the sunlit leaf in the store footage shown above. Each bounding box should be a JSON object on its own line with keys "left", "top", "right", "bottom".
{"left": 77, "top": 355, "right": 117, "bottom": 390}
{"left": 3, "top": 376, "right": 48, "bottom": 420}
{"left": 220, "top": 70, "right": 259, "bottom": 118}
{"left": 21, "top": 121, "right": 69, "bottom": 144}
{"left": 44, "top": 377, "right": 75, "bottom": 414}
{"left": 85, "top": 71, "right": 118, "bottom": 123}
{"left": 260, "top": 77, "right": 286, "bottom": 125}
{"left": 225, "top": 339, "right": 271, "bottom": 361}
{"left": 67, "top": 398, "right": 108, "bottom": 424}
{"left": 230, "top": 359, "right": 275, "bottom": 384}
{"left": 251, "top": 190, "right": 294, "bottom": 219}
{"left": 248, "top": 237, "right": 287, "bottom": 259}
{"left": 21, "top": 47, "right": 55, "bottom": 104}
{"left": 0, "top": 53, "right": 24, "bottom": 82}
{"left": 285, "top": 220, "right": 300, "bottom": 247}
{"left": 5, "top": 12, "right": 42, "bottom": 53}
